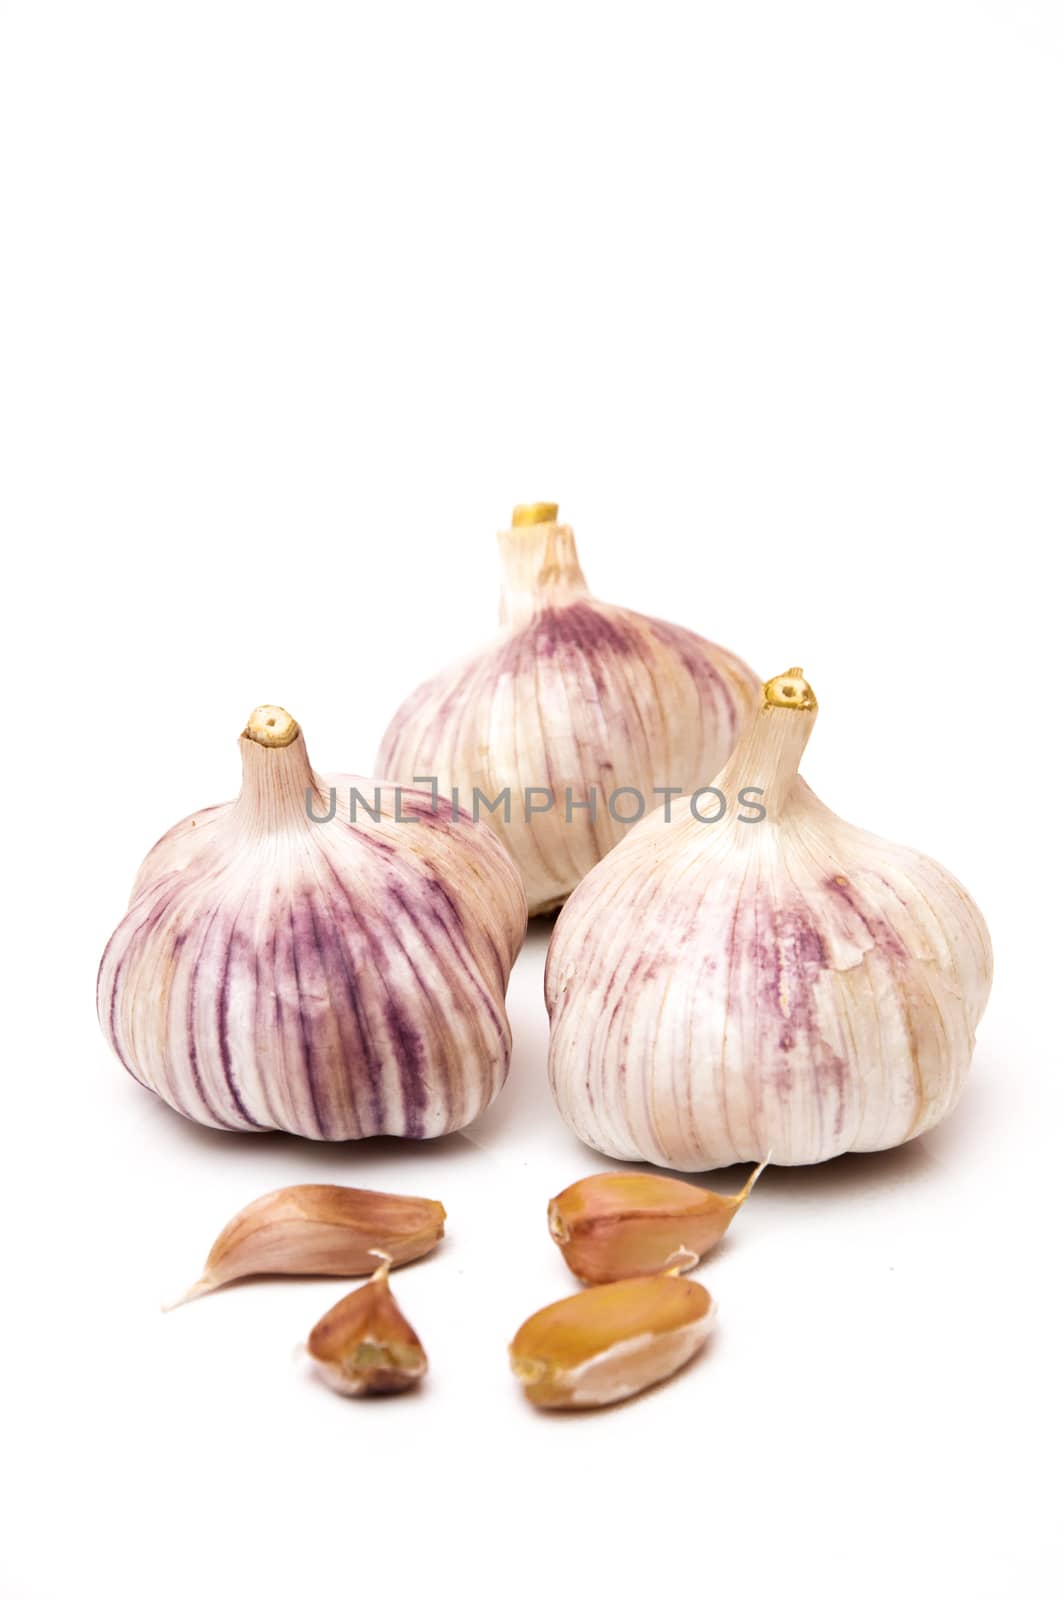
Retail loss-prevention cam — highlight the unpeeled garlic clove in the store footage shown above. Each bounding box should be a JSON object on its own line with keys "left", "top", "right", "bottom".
{"left": 509, "top": 1274, "right": 715, "bottom": 1410}
{"left": 307, "top": 1258, "right": 427, "bottom": 1396}
{"left": 164, "top": 1185, "right": 446, "bottom": 1309}
{"left": 548, "top": 1158, "right": 768, "bottom": 1283}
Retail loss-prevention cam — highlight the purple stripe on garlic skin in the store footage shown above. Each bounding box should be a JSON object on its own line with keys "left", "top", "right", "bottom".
{"left": 375, "top": 506, "right": 760, "bottom": 915}
{"left": 98, "top": 706, "right": 527, "bottom": 1140}
{"left": 545, "top": 668, "right": 993, "bottom": 1170}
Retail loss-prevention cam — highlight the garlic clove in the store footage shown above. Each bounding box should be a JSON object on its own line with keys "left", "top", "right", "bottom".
{"left": 376, "top": 507, "right": 759, "bottom": 915}
{"left": 510, "top": 1274, "right": 715, "bottom": 1409}
{"left": 546, "top": 667, "right": 994, "bottom": 1168}
{"left": 306, "top": 1258, "right": 427, "bottom": 1396}
{"left": 99, "top": 706, "right": 527, "bottom": 1139}
{"left": 548, "top": 1157, "right": 769, "bottom": 1283}
{"left": 163, "top": 1185, "right": 446, "bottom": 1309}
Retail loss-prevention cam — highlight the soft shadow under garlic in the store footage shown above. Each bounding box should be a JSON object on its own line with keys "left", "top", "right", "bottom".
{"left": 127, "top": 1087, "right": 489, "bottom": 1177}
{"left": 748, "top": 1140, "right": 936, "bottom": 1203}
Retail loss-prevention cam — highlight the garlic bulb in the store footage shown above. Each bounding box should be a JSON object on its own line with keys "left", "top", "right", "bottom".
{"left": 546, "top": 669, "right": 992, "bottom": 1169}
{"left": 99, "top": 706, "right": 527, "bottom": 1139}
{"left": 377, "top": 504, "right": 759, "bottom": 914}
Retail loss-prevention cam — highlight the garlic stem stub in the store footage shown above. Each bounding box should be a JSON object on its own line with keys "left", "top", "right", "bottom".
{"left": 376, "top": 506, "right": 760, "bottom": 915}
{"left": 546, "top": 668, "right": 993, "bottom": 1169}
{"left": 98, "top": 707, "right": 527, "bottom": 1139}
{"left": 307, "top": 1258, "right": 428, "bottom": 1397}
{"left": 548, "top": 1159, "right": 768, "bottom": 1283}
{"left": 164, "top": 1185, "right": 446, "bottom": 1309}
{"left": 510, "top": 1274, "right": 715, "bottom": 1409}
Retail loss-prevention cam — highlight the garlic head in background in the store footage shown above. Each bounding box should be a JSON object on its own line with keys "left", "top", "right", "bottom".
{"left": 377, "top": 504, "right": 760, "bottom": 914}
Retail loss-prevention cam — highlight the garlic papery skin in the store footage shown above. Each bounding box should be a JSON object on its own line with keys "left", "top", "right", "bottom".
{"left": 98, "top": 707, "right": 527, "bottom": 1139}
{"left": 376, "top": 505, "right": 760, "bottom": 915}
{"left": 546, "top": 669, "right": 993, "bottom": 1170}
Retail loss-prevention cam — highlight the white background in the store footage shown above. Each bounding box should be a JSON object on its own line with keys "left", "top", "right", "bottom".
{"left": 2, "top": 3, "right": 1061, "bottom": 1597}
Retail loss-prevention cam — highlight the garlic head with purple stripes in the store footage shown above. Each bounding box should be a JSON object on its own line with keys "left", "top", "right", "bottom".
{"left": 546, "top": 669, "right": 992, "bottom": 1169}
{"left": 377, "top": 504, "right": 759, "bottom": 915}
{"left": 98, "top": 706, "right": 527, "bottom": 1139}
